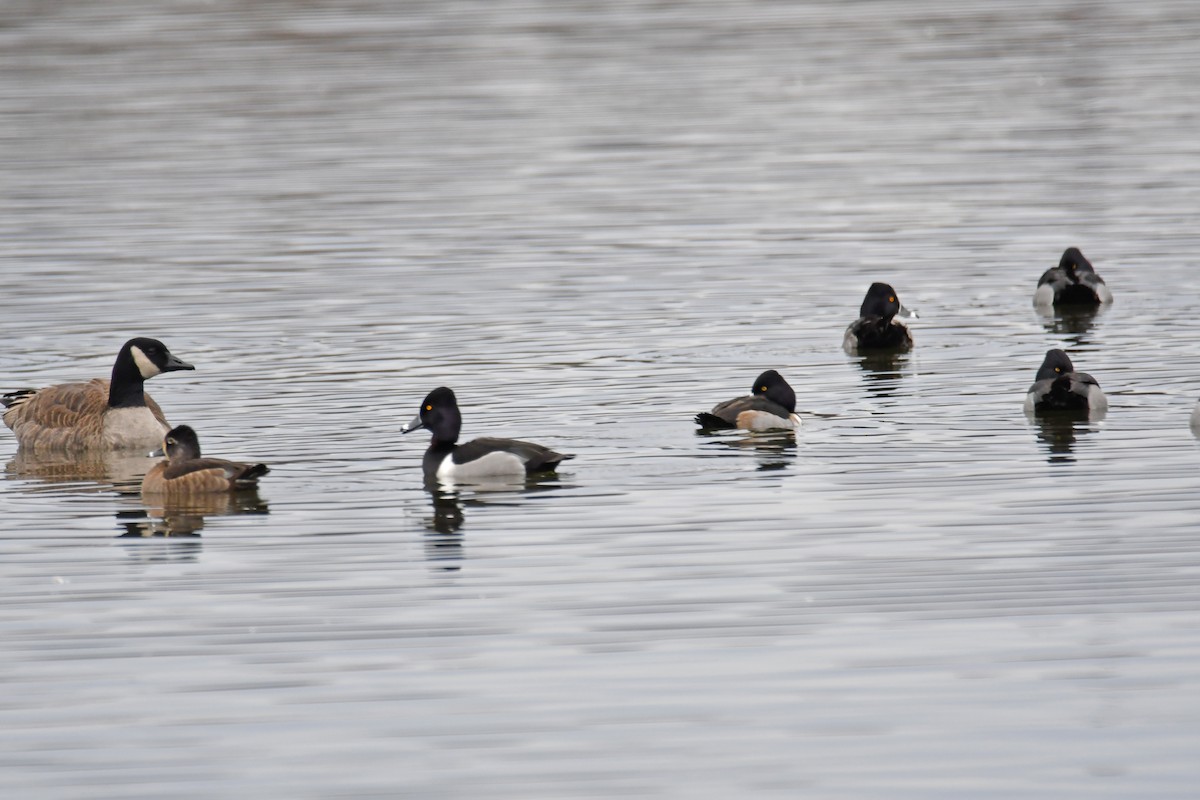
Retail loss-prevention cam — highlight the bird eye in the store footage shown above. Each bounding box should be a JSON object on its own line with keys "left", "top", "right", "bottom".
{"left": 888, "top": 296, "right": 895, "bottom": 303}
{"left": 425, "top": 404, "right": 432, "bottom": 411}
{"left": 760, "top": 385, "right": 767, "bottom": 391}
{"left": 1054, "top": 367, "right": 1061, "bottom": 373}
{"left": 166, "top": 438, "right": 176, "bottom": 445}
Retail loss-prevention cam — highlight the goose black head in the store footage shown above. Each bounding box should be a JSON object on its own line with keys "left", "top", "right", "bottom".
{"left": 122, "top": 337, "right": 195, "bottom": 379}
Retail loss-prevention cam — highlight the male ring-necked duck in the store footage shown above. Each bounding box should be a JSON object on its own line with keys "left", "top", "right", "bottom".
{"left": 1034, "top": 247, "right": 1113, "bottom": 307}
{"left": 142, "top": 425, "right": 269, "bottom": 494}
{"left": 402, "top": 387, "right": 573, "bottom": 481}
{"left": 1024, "top": 348, "right": 1107, "bottom": 414}
{"left": 695, "top": 370, "right": 801, "bottom": 431}
{"left": 2, "top": 337, "right": 195, "bottom": 452}
{"left": 843, "top": 282, "right": 916, "bottom": 353}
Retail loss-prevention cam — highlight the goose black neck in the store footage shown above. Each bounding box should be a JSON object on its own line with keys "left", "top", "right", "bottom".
{"left": 108, "top": 349, "right": 147, "bottom": 409}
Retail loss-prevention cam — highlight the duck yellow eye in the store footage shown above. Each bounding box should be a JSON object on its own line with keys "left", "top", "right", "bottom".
{"left": 888, "top": 296, "right": 896, "bottom": 303}
{"left": 1054, "top": 367, "right": 1061, "bottom": 373}
{"left": 760, "top": 385, "right": 767, "bottom": 391}
{"left": 425, "top": 404, "right": 432, "bottom": 411}
{"left": 166, "top": 438, "right": 176, "bottom": 445}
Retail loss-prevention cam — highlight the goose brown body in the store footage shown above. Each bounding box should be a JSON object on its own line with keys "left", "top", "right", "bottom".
{"left": 2, "top": 338, "right": 194, "bottom": 452}
{"left": 3, "top": 380, "right": 171, "bottom": 452}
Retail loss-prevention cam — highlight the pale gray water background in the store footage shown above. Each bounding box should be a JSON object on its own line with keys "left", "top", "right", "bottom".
{"left": 2, "top": 1, "right": 1200, "bottom": 797}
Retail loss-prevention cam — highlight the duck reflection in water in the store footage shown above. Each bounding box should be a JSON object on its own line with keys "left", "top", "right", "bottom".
{"left": 1035, "top": 303, "right": 1105, "bottom": 341}
{"left": 134, "top": 490, "right": 270, "bottom": 537}
{"left": 421, "top": 474, "right": 568, "bottom": 569}
{"left": 695, "top": 427, "right": 798, "bottom": 472}
{"left": 1030, "top": 413, "right": 1102, "bottom": 465}
{"left": 115, "top": 510, "right": 204, "bottom": 562}
{"left": 424, "top": 484, "right": 465, "bottom": 570}
{"left": 855, "top": 351, "right": 909, "bottom": 399}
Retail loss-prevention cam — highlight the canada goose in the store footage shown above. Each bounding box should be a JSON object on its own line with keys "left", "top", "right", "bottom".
{"left": 2, "top": 337, "right": 194, "bottom": 452}
{"left": 141, "top": 425, "right": 269, "bottom": 494}
{"left": 402, "top": 387, "right": 572, "bottom": 481}
{"left": 695, "top": 370, "right": 801, "bottom": 431}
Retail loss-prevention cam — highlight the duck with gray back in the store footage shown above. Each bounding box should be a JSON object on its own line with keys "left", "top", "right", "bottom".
{"left": 696, "top": 370, "right": 801, "bottom": 431}
{"left": 142, "top": 425, "right": 269, "bottom": 494}
{"left": 1024, "top": 348, "right": 1107, "bottom": 414}
{"left": 2, "top": 337, "right": 195, "bottom": 452}
{"left": 1034, "top": 247, "right": 1113, "bottom": 307}
{"left": 843, "top": 282, "right": 916, "bottom": 353}
{"left": 402, "top": 387, "right": 573, "bottom": 482}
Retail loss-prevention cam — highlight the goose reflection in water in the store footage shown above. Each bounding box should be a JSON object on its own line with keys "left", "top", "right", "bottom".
{"left": 5, "top": 450, "right": 158, "bottom": 493}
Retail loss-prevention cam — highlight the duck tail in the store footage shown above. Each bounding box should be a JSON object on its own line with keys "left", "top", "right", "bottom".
{"left": 233, "top": 463, "right": 270, "bottom": 486}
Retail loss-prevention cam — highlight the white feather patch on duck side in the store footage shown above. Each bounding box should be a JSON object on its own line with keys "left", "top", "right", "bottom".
{"left": 103, "top": 406, "right": 170, "bottom": 450}
{"left": 1033, "top": 283, "right": 1056, "bottom": 306}
{"left": 735, "top": 410, "right": 799, "bottom": 431}
{"left": 437, "top": 449, "right": 527, "bottom": 480}
{"left": 842, "top": 327, "right": 860, "bottom": 354}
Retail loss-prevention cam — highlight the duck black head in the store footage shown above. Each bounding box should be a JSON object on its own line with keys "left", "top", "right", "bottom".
{"left": 858, "top": 282, "right": 912, "bottom": 321}
{"left": 751, "top": 369, "right": 797, "bottom": 413}
{"left": 1035, "top": 348, "right": 1076, "bottom": 383}
{"left": 1058, "top": 247, "right": 1095, "bottom": 281}
{"left": 159, "top": 424, "right": 203, "bottom": 462}
{"left": 403, "top": 386, "right": 463, "bottom": 444}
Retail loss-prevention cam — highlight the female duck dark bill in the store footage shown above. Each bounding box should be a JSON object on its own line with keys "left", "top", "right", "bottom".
{"left": 843, "top": 282, "right": 916, "bottom": 354}
{"left": 1034, "top": 247, "right": 1113, "bottom": 307}
{"left": 695, "top": 369, "right": 801, "bottom": 431}
{"left": 1024, "top": 348, "right": 1107, "bottom": 414}
{"left": 2, "top": 337, "right": 195, "bottom": 452}
{"left": 142, "top": 425, "right": 269, "bottom": 494}
{"left": 402, "top": 387, "right": 573, "bottom": 482}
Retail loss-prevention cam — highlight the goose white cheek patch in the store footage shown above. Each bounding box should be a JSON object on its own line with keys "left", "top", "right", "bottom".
{"left": 130, "top": 346, "right": 161, "bottom": 379}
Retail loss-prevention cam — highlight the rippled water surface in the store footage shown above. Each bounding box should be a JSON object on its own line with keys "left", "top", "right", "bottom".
{"left": 3, "top": 1, "right": 1200, "bottom": 797}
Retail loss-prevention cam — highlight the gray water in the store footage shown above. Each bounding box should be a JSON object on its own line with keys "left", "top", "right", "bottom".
{"left": 3, "top": 1, "right": 1200, "bottom": 797}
